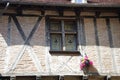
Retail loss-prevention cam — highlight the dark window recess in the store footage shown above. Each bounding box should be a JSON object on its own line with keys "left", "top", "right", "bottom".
{"left": 49, "top": 19, "right": 78, "bottom": 53}
{"left": 16, "top": 76, "right": 36, "bottom": 80}
{"left": 0, "top": 77, "right": 10, "bottom": 80}
{"left": 41, "top": 76, "right": 59, "bottom": 80}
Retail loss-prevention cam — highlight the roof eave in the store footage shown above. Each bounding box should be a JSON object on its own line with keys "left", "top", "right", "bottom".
{"left": 0, "top": 1, "right": 120, "bottom": 8}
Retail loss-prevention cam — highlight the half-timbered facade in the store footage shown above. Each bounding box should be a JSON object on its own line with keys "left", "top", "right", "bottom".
{"left": 0, "top": 0, "right": 120, "bottom": 80}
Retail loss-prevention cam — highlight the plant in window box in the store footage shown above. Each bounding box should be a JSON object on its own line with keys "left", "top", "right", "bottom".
{"left": 80, "top": 55, "right": 93, "bottom": 70}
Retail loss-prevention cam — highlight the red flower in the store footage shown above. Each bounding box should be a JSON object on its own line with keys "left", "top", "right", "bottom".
{"left": 80, "top": 56, "right": 93, "bottom": 70}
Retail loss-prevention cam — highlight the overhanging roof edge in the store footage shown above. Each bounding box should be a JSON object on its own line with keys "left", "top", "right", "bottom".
{"left": 0, "top": 1, "right": 120, "bottom": 8}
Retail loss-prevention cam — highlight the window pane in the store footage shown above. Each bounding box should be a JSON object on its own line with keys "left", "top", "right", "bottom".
{"left": 76, "top": 0, "right": 83, "bottom": 3}
{"left": 50, "top": 34, "right": 62, "bottom": 51}
{"left": 64, "top": 21, "right": 76, "bottom": 31}
{"left": 50, "top": 21, "right": 61, "bottom": 31}
{"left": 65, "top": 35, "right": 77, "bottom": 51}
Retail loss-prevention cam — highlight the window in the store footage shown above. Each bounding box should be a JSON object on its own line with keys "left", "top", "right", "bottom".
{"left": 49, "top": 19, "right": 77, "bottom": 52}
{"left": 71, "top": 0, "right": 86, "bottom": 3}
{"left": 76, "top": 0, "right": 83, "bottom": 3}
{"left": 0, "top": 77, "right": 10, "bottom": 80}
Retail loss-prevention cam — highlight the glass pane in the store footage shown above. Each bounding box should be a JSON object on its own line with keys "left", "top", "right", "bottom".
{"left": 76, "top": 0, "right": 82, "bottom": 3}
{"left": 65, "top": 35, "right": 77, "bottom": 51}
{"left": 50, "top": 21, "right": 61, "bottom": 31}
{"left": 64, "top": 21, "right": 76, "bottom": 31}
{"left": 51, "top": 34, "right": 62, "bottom": 51}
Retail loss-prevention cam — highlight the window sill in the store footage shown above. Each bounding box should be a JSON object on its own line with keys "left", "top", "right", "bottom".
{"left": 49, "top": 51, "right": 80, "bottom": 56}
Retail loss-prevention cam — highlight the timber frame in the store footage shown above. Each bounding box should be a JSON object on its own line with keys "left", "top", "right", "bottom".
{"left": 0, "top": 1, "right": 120, "bottom": 79}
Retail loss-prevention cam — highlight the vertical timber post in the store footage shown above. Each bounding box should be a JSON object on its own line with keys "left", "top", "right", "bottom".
{"left": 36, "top": 76, "right": 41, "bottom": 80}
{"left": 10, "top": 76, "right": 16, "bottom": 80}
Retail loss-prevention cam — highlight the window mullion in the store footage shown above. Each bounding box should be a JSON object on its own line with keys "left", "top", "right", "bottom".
{"left": 61, "top": 20, "right": 65, "bottom": 51}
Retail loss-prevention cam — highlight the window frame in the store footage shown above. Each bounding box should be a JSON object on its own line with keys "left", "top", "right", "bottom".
{"left": 47, "top": 18, "right": 80, "bottom": 54}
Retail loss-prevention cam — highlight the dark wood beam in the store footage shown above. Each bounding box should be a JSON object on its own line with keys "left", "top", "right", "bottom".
{"left": 15, "top": 5, "right": 22, "bottom": 15}
{"left": 117, "top": 12, "right": 120, "bottom": 22}
{"left": 74, "top": 9, "right": 81, "bottom": 17}
{"left": 41, "top": 10, "right": 45, "bottom": 16}
{"left": 56, "top": 7, "right": 64, "bottom": 16}
{"left": 95, "top": 11, "right": 101, "bottom": 17}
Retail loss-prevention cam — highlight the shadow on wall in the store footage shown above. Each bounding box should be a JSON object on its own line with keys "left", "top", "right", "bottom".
{"left": 82, "top": 64, "right": 100, "bottom": 75}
